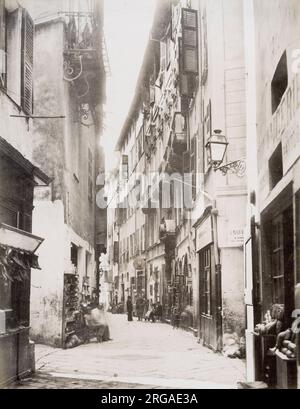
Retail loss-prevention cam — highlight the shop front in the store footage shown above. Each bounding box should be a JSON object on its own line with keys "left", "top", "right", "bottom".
{"left": 195, "top": 210, "right": 222, "bottom": 351}
{"left": 252, "top": 183, "right": 298, "bottom": 388}
{"left": 0, "top": 137, "right": 49, "bottom": 387}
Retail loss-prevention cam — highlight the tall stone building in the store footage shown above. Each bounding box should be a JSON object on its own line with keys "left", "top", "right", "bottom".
{"left": 244, "top": 0, "right": 300, "bottom": 389}
{"left": 20, "top": 0, "right": 107, "bottom": 348}
{"left": 0, "top": 0, "right": 51, "bottom": 386}
{"left": 109, "top": 0, "right": 247, "bottom": 351}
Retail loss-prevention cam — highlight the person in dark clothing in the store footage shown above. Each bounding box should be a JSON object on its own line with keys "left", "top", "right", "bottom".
{"left": 127, "top": 296, "right": 133, "bottom": 322}
{"left": 136, "top": 296, "right": 145, "bottom": 321}
{"left": 172, "top": 307, "right": 180, "bottom": 329}
{"left": 155, "top": 302, "right": 163, "bottom": 321}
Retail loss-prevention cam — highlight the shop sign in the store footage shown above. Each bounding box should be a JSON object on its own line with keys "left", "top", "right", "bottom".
{"left": 195, "top": 217, "right": 212, "bottom": 251}
{"left": 228, "top": 228, "right": 244, "bottom": 247}
{"left": 282, "top": 117, "right": 300, "bottom": 174}
{"left": 133, "top": 257, "right": 146, "bottom": 270}
{"left": 259, "top": 72, "right": 300, "bottom": 174}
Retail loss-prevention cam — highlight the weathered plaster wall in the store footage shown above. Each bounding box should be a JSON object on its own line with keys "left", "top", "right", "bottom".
{"left": 189, "top": 0, "right": 247, "bottom": 340}
{"left": 32, "top": 20, "right": 66, "bottom": 201}
{"left": 0, "top": 94, "right": 34, "bottom": 160}
{"left": 30, "top": 194, "right": 65, "bottom": 346}
{"left": 253, "top": 0, "right": 300, "bottom": 207}
{"left": 0, "top": 8, "right": 34, "bottom": 161}
{"left": 31, "top": 188, "right": 97, "bottom": 346}
{"left": 30, "top": 17, "right": 102, "bottom": 345}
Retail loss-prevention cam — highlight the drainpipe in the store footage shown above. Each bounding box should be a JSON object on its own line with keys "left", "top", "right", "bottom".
{"left": 211, "top": 200, "right": 223, "bottom": 351}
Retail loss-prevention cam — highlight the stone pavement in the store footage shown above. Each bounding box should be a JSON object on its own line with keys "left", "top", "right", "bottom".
{"left": 12, "top": 314, "right": 246, "bottom": 389}
{"left": 7, "top": 373, "right": 165, "bottom": 389}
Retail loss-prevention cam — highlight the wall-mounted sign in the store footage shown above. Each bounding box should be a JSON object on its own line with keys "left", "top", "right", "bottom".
{"left": 228, "top": 228, "right": 244, "bottom": 247}
{"left": 195, "top": 216, "right": 212, "bottom": 252}
{"left": 133, "top": 257, "right": 146, "bottom": 270}
{"left": 282, "top": 118, "right": 300, "bottom": 174}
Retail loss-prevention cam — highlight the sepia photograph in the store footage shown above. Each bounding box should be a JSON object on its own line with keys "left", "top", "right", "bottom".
{"left": 0, "top": 0, "right": 300, "bottom": 394}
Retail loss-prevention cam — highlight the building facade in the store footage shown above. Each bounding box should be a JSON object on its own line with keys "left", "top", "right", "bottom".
{"left": 109, "top": 0, "right": 247, "bottom": 353}
{"left": 0, "top": 0, "right": 51, "bottom": 386}
{"left": 244, "top": 0, "right": 300, "bottom": 389}
{"left": 22, "top": 0, "right": 107, "bottom": 348}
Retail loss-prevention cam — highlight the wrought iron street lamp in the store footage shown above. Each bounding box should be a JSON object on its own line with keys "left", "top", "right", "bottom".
{"left": 205, "top": 130, "right": 228, "bottom": 168}
{"left": 206, "top": 129, "right": 246, "bottom": 177}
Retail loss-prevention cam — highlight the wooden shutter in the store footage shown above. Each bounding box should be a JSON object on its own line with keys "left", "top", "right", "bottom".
{"left": 190, "top": 137, "right": 197, "bottom": 200}
{"left": 166, "top": 33, "right": 171, "bottom": 69}
{"left": 0, "top": 0, "right": 5, "bottom": 79}
{"left": 150, "top": 84, "right": 155, "bottom": 106}
{"left": 182, "top": 8, "right": 199, "bottom": 74}
{"left": 178, "top": 38, "right": 194, "bottom": 98}
{"left": 122, "top": 155, "right": 128, "bottom": 180}
{"left": 21, "top": 9, "right": 34, "bottom": 115}
{"left": 197, "top": 123, "right": 204, "bottom": 174}
{"left": 200, "top": 9, "right": 208, "bottom": 85}
{"left": 204, "top": 100, "right": 212, "bottom": 171}
{"left": 160, "top": 41, "right": 166, "bottom": 72}
{"left": 113, "top": 241, "right": 119, "bottom": 264}
{"left": 204, "top": 100, "right": 212, "bottom": 142}
{"left": 183, "top": 151, "right": 190, "bottom": 174}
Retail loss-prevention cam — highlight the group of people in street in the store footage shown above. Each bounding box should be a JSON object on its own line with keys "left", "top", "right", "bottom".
{"left": 126, "top": 295, "right": 163, "bottom": 323}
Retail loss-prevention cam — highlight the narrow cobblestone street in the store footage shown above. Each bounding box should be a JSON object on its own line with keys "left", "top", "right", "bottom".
{"left": 10, "top": 314, "right": 245, "bottom": 389}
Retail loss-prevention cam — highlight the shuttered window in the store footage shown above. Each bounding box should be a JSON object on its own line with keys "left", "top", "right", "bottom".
{"left": 179, "top": 38, "right": 194, "bottom": 98}
{"left": 122, "top": 155, "right": 129, "bottom": 180}
{"left": 21, "top": 9, "right": 34, "bottom": 115}
{"left": 181, "top": 8, "right": 198, "bottom": 74}
{"left": 113, "top": 241, "right": 119, "bottom": 264}
{"left": 190, "top": 136, "right": 196, "bottom": 200}
{"left": 165, "top": 28, "right": 171, "bottom": 70}
{"left": 204, "top": 100, "right": 212, "bottom": 172}
{"left": 200, "top": 9, "right": 208, "bottom": 85}
{"left": 183, "top": 151, "right": 190, "bottom": 174}
{"left": 0, "top": 1, "right": 5, "bottom": 48}
{"left": 160, "top": 41, "right": 166, "bottom": 72}
{"left": 0, "top": 0, "right": 6, "bottom": 87}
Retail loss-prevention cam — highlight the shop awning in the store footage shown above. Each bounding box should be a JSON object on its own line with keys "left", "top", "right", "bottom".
{"left": 0, "top": 224, "right": 44, "bottom": 282}
{"left": 0, "top": 224, "right": 44, "bottom": 252}
{"left": 0, "top": 136, "right": 52, "bottom": 186}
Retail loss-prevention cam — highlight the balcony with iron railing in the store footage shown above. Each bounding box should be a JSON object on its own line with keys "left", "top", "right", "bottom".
{"left": 61, "top": 11, "right": 107, "bottom": 125}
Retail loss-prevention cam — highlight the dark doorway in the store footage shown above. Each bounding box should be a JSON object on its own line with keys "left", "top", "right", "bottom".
{"left": 263, "top": 200, "right": 295, "bottom": 327}
{"left": 199, "top": 244, "right": 220, "bottom": 350}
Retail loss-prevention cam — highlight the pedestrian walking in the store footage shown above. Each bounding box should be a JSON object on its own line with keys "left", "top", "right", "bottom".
{"left": 172, "top": 306, "right": 180, "bottom": 329}
{"left": 154, "top": 302, "right": 162, "bottom": 321}
{"left": 136, "top": 295, "right": 145, "bottom": 321}
{"left": 127, "top": 296, "right": 133, "bottom": 322}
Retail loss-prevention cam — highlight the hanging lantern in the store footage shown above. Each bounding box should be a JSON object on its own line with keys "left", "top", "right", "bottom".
{"left": 205, "top": 129, "right": 228, "bottom": 168}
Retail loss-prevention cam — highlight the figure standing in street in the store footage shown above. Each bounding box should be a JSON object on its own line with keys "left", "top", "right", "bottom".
{"left": 127, "top": 296, "right": 133, "bottom": 322}
{"left": 155, "top": 302, "right": 163, "bottom": 322}
{"left": 136, "top": 295, "right": 145, "bottom": 321}
{"left": 172, "top": 306, "right": 180, "bottom": 329}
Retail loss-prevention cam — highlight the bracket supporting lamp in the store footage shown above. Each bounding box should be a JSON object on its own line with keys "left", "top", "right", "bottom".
{"left": 206, "top": 129, "right": 246, "bottom": 177}
{"left": 215, "top": 159, "right": 246, "bottom": 177}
